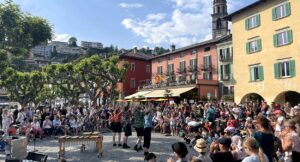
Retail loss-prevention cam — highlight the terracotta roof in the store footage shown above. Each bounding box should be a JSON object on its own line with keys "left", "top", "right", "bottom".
{"left": 120, "top": 50, "right": 153, "bottom": 61}
{"left": 151, "top": 35, "right": 231, "bottom": 59}
{"left": 225, "top": 0, "right": 265, "bottom": 21}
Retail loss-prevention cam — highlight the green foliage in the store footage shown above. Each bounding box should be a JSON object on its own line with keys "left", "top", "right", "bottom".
{"left": 221, "top": 95, "right": 234, "bottom": 102}
{"left": 68, "top": 37, "right": 77, "bottom": 47}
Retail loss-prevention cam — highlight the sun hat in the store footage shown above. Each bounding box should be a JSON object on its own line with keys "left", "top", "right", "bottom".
{"left": 194, "top": 138, "right": 208, "bottom": 153}
{"left": 172, "top": 142, "right": 188, "bottom": 157}
{"left": 293, "top": 106, "right": 300, "bottom": 111}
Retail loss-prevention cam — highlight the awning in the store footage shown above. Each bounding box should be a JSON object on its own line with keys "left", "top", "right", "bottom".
{"left": 124, "top": 90, "right": 151, "bottom": 99}
{"left": 143, "top": 86, "right": 196, "bottom": 98}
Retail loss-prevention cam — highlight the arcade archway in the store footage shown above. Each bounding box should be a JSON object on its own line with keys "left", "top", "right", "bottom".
{"left": 274, "top": 91, "right": 300, "bottom": 106}
{"left": 240, "top": 93, "right": 264, "bottom": 103}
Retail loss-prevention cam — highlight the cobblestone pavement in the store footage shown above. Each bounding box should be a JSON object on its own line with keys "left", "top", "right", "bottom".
{"left": 0, "top": 132, "right": 198, "bottom": 162}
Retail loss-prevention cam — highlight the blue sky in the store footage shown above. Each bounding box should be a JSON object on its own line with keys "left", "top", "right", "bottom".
{"left": 1, "top": 0, "right": 257, "bottom": 49}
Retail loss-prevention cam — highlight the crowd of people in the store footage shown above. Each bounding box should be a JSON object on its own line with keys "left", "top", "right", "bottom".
{"left": 0, "top": 100, "right": 300, "bottom": 162}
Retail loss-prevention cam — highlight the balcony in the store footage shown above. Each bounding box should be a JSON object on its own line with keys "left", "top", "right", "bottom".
{"left": 188, "top": 66, "right": 198, "bottom": 73}
{"left": 201, "top": 64, "right": 212, "bottom": 71}
{"left": 219, "top": 56, "right": 232, "bottom": 62}
{"left": 177, "top": 68, "right": 187, "bottom": 74}
{"left": 166, "top": 71, "right": 175, "bottom": 76}
{"left": 221, "top": 74, "right": 233, "bottom": 81}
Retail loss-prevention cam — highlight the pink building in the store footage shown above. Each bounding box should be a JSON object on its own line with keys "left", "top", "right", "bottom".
{"left": 136, "top": 36, "right": 230, "bottom": 101}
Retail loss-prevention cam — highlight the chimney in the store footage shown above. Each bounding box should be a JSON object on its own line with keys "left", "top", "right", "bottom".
{"left": 133, "top": 47, "right": 137, "bottom": 54}
{"left": 170, "top": 44, "right": 176, "bottom": 52}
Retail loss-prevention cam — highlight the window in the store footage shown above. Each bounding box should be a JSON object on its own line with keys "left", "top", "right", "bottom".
{"left": 203, "top": 72, "right": 212, "bottom": 80}
{"left": 272, "top": 2, "right": 291, "bottom": 20}
{"left": 131, "top": 63, "right": 135, "bottom": 71}
{"left": 157, "top": 59, "right": 161, "bottom": 63}
{"left": 204, "top": 47, "right": 210, "bottom": 52}
{"left": 246, "top": 39, "right": 261, "bottom": 54}
{"left": 203, "top": 55, "right": 211, "bottom": 68}
{"left": 223, "top": 87, "right": 229, "bottom": 95}
{"left": 221, "top": 64, "right": 231, "bottom": 80}
{"left": 274, "top": 30, "right": 293, "bottom": 47}
{"left": 167, "top": 64, "right": 174, "bottom": 74}
{"left": 189, "top": 59, "right": 197, "bottom": 71}
{"left": 146, "top": 65, "right": 150, "bottom": 73}
{"left": 180, "top": 61, "right": 186, "bottom": 73}
{"left": 130, "top": 78, "right": 135, "bottom": 88}
{"left": 249, "top": 66, "right": 264, "bottom": 81}
{"left": 157, "top": 66, "right": 163, "bottom": 75}
{"left": 220, "top": 47, "right": 231, "bottom": 60}
{"left": 168, "top": 56, "right": 172, "bottom": 61}
{"left": 191, "top": 50, "right": 197, "bottom": 55}
{"left": 274, "top": 60, "right": 295, "bottom": 78}
{"left": 245, "top": 14, "right": 260, "bottom": 30}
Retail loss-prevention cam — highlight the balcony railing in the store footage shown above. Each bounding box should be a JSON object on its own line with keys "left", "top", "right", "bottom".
{"left": 219, "top": 56, "right": 232, "bottom": 62}
{"left": 201, "top": 64, "right": 212, "bottom": 71}
{"left": 177, "top": 68, "right": 187, "bottom": 74}
{"left": 166, "top": 71, "right": 175, "bottom": 76}
{"left": 221, "top": 73, "right": 233, "bottom": 81}
{"left": 188, "top": 66, "right": 198, "bottom": 72}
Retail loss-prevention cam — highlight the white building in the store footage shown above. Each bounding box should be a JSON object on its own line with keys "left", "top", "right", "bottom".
{"left": 81, "top": 41, "right": 103, "bottom": 49}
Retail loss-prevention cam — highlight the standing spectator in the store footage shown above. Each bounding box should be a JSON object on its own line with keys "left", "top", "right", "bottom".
{"left": 242, "top": 137, "right": 268, "bottom": 162}
{"left": 251, "top": 115, "right": 275, "bottom": 162}
{"left": 16, "top": 108, "right": 25, "bottom": 124}
{"left": 122, "top": 106, "right": 132, "bottom": 149}
{"left": 2, "top": 109, "right": 13, "bottom": 132}
{"left": 209, "top": 137, "right": 234, "bottom": 162}
{"left": 110, "top": 109, "right": 123, "bottom": 147}
{"left": 143, "top": 108, "right": 153, "bottom": 155}
{"left": 279, "top": 120, "right": 300, "bottom": 162}
{"left": 134, "top": 106, "right": 144, "bottom": 152}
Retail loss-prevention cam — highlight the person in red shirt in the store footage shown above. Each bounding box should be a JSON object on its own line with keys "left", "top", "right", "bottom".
{"left": 110, "top": 108, "right": 123, "bottom": 147}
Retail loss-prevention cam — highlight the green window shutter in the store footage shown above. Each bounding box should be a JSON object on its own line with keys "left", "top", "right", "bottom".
{"left": 256, "top": 14, "right": 260, "bottom": 27}
{"left": 246, "top": 42, "right": 250, "bottom": 54}
{"left": 286, "top": 2, "right": 291, "bottom": 16}
{"left": 272, "top": 8, "right": 277, "bottom": 20}
{"left": 258, "top": 66, "right": 264, "bottom": 81}
{"left": 274, "top": 63, "right": 279, "bottom": 79}
{"left": 289, "top": 60, "right": 295, "bottom": 77}
{"left": 287, "top": 30, "right": 293, "bottom": 44}
{"left": 257, "top": 39, "right": 262, "bottom": 52}
{"left": 245, "top": 19, "right": 249, "bottom": 30}
{"left": 273, "top": 34, "right": 278, "bottom": 47}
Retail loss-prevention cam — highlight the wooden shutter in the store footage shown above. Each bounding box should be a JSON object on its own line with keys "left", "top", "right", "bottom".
{"left": 286, "top": 2, "right": 291, "bottom": 16}
{"left": 273, "top": 34, "right": 278, "bottom": 47}
{"left": 257, "top": 39, "right": 262, "bottom": 52}
{"left": 256, "top": 14, "right": 260, "bottom": 27}
{"left": 274, "top": 63, "right": 279, "bottom": 79}
{"left": 272, "top": 8, "right": 277, "bottom": 20}
{"left": 245, "top": 19, "right": 249, "bottom": 30}
{"left": 287, "top": 30, "right": 293, "bottom": 44}
{"left": 289, "top": 60, "right": 295, "bottom": 77}
{"left": 258, "top": 66, "right": 264, "bottom": 81}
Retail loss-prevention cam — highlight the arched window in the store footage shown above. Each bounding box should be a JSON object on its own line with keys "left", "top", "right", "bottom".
{"left": 217, "top": 18, "right": 222, "bottom": 29}
{"left": 217, "top": 6, "right": 220, "bottom": 13}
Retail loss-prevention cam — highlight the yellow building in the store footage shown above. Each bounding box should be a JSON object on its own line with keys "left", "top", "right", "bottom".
{"left": 227, "top": 0, "right": 300, "bottom": 105}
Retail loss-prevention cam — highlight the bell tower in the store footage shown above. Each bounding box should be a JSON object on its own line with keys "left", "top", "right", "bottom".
{"left": 212, "top": 0, "right": 229, "bottom": 39}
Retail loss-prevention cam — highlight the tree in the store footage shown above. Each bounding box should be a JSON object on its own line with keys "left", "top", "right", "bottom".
{"left": 0, "top": 68, "right": 45, "bottom": 107}
{"left": 0, "top": 0, "right": 52, "bottom": 53}
{"left": 68, "top": 37, "right": 77, "bottom": 47}
{"left": 0, "top": 49, "right": 8, "bottom": 72}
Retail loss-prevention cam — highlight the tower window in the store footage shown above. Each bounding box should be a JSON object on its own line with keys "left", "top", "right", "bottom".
{"left": 217, "top": 6, "right": 220, "bottom": 13}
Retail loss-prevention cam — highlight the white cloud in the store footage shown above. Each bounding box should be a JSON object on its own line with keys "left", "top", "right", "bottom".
{"left": 53, "top": 33, "right": 71, "bottom": 42}
{"left": 119, "top": 3, "right": 144, "bottom": 9}
{"left": 122, "top": 0, "right": 244, "bottom": 47}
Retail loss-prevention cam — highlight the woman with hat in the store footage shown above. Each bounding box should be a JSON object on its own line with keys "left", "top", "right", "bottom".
{"left": 192, "top": 138, "right": 212, "bottom": 162}
{"left": 167, "top": 142, "right": 189, "bottom": 162}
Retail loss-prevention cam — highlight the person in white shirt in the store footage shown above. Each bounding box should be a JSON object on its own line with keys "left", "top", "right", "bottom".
{"left": 42, "top": 116, "right": 52, "bottom": 136}
{"left": 31, "top": 117, "right": 43, "bottom": 139}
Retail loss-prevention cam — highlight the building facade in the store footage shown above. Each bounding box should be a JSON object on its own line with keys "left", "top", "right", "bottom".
{"left": 81, "top": 41, "right": 103, "bottom": 49}
{"left": 217, "top": 35, "right": 234, "bottom": 100}
{"left": 227, "top": 0, "right": 300, "bottom": 105}
{"left": 118, "top": 48, "right": 152, "bottom": 98}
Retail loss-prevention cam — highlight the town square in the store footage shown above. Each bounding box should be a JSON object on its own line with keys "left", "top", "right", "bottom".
{"left": 0, "top": 0, "right": 299, "bottom": 162}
